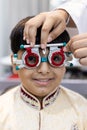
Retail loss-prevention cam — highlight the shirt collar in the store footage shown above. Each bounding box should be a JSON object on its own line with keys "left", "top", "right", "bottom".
{"left": 20, "top": 85, "right": 60, "bottom": 110}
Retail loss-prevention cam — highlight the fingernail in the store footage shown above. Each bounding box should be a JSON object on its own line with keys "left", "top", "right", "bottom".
{"left": 23, "top": 36, "right": 25, "bottom": 40}
{"left": 30, "top": 42, "right": 34, "bottom": 47}
{"left": 63, "top": 47, "right": 67, "bottom": 52}
{"left": 47, "top": 36, "right": 52, "bottom": 43}
{"left": 26, "top": 39, "right": 30, "bottom": 44}
{"left": 41, "top": 44, "right": 46, "bottom": 49}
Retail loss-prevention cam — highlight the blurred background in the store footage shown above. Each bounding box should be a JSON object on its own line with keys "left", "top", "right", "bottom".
{"left": 0, "top": 0, "right": 87, "bottom": 97}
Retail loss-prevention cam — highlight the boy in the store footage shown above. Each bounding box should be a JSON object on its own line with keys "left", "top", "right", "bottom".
{"left": 0, "top": 16, "right": 87, "bottom": 130}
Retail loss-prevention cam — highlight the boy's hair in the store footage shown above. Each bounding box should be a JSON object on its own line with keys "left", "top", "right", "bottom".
{"left": 10, "top": 16, "right": 70, "bottom": 54}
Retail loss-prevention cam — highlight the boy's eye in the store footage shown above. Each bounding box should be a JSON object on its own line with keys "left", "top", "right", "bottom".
{"left": 53, "top": 55, "right": 62, "bottom": 63}
{"left": 27, "top": 56, "right": 37, "bottom": 64}
{"left": 51, "top": 51, "right": 65, "bottom": 67}
{"left": 24, "top": 52, "right": 39, "bottom": 68}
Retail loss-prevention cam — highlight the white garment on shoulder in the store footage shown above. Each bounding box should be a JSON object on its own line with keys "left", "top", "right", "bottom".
{"left": 57, "top": 0, "right": 87, "bottom": 33}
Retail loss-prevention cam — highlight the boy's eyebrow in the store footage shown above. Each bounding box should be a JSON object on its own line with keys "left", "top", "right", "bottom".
{"left": 20, "top": 42, "right": 66, "bottom": 49}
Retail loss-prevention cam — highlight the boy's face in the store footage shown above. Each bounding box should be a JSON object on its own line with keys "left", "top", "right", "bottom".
{"left": 12, "top": 48, "right": 66, "bottom": 98}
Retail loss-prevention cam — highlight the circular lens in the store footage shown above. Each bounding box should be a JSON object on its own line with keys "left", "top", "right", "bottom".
{"left": 53, "top": 55, "right": 62, "bottom": 63}
{"left": 25, "top": 53, "right": 39, "bottom": 67}
{"left": 51, "top": 52, "right": 65, "bottom": 67}
{"left": 27, "top": 55, "right": 37, "bottom": 65}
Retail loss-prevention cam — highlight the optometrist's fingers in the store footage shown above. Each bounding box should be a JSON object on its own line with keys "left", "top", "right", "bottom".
{"left": 64, "top": 33, "right": 87, "bottom": 52}
{"left": 23, "top": 10, "right": 68, "bottom": 48}
{"left": 40, "top": 21, "right": 66, "bottom": 49}
{"left": 79, "top": 57, "right": 87, "bottom": 66}
{"left": 40, "top": 16, "right": 56, "bottom": 49}
{"left": 41, "top": 17, "right": 66, "bottom": 48}
{"left": 40, "top": 10, "right": 67, "bottom": 49}
{"left": 63, "top": 33, "right": 87, "bottom": 66}
{"left": 23, "top": 13, "right": 46, "bottom": 46}
{"left": 73, "top": 48, "right": 87, "bottom": 59}
{"left": 67, "top": 39, "right": 87, "bottom": 53}
{"left": 47, "top": 20, "right": 66, "bottom": 41}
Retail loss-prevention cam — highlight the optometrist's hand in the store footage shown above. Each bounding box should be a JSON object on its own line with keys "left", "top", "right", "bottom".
{"left": 23, "top": 10, "right": 69, "bottom": 49}
{"left": 64, "top": 33, "right": 87, "bottom": 66}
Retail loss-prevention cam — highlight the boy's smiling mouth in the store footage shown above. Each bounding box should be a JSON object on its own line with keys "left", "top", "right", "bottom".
{"left": 33, "top": 78, "right": 55, "bottom": 85}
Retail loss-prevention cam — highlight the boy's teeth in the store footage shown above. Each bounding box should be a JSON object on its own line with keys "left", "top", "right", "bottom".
{"left": 39, "top": 79, "right": 49, "bottom": 82}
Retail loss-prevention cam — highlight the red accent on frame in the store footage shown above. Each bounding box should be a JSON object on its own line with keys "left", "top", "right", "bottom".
{"left": 25, "top": 48, "right": 39, "bottom": 67}
{"left": 51, "top": 51, "right": 65, "bottom": 66}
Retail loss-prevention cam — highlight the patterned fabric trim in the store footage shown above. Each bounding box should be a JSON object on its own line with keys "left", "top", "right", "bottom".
{"left": 20, "top": 85, "right": 60, "bottom": 110}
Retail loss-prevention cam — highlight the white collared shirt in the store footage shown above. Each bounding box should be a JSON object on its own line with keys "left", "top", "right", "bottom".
{"left": 0, "top": 85, "right": 87, "bottom": 130}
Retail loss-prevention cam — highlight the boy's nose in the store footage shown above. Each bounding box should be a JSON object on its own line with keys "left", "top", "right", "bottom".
{"left": 37, "top": 62, "right": 50, "bottom": 75}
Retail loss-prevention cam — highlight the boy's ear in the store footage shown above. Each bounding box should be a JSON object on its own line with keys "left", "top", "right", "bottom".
{"left": 11, "top": 54, "right": 18, "bottom": 74}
